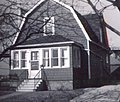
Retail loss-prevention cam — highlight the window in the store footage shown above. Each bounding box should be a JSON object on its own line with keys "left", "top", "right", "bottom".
{"left": 31, "top": 51, "right": 39, "bottom": 60}
{"left": 61, "top": 48, "right": 68, "bottom": 67}
{"left": 43, "top": 50, "right": 49, "bottom": 67}
{"left": 21, "top": 51, "right": 27, "bottom": 68}
{"left": 13, "top": 51, "right": 19, "bottom": 68}
{"left": 44, "top": 17, "right": 54, "bottom": 36}
{"left": 73, "top": 49, "right": 81, "bottom": 68}
{"left": 31, "top": 51, "right": 39, "bottom": 70}
{"left": 77, "top": 49, "right": 81, "bottom": 67}
{"left": 106, "top": 54, "right": 109, "bottom": 64}
{"left": 42, "top": 47, "right": 69, "bottom": 68}
{"left": 51, "top": 49, "right": 58, "bottom": 67}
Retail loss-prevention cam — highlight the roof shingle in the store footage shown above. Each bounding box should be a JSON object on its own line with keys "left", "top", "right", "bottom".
{"left": 21, "top": 35, "right": 72, "bottom": 45}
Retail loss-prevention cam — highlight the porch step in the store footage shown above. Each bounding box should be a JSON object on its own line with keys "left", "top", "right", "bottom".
{"left": 16, "top": 79, "right": 42, "bottom": 92}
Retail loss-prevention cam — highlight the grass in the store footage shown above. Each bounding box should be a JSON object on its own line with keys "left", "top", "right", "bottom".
{"left": 0, "top": 91, "right": 14, "bottom": 96}
{"left": 0, "top": 89, "right": 84, "bottom": 102}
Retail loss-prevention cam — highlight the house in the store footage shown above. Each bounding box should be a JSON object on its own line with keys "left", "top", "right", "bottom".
{"left": 10, "top": 0, "right": 110, "bottom": 91}
{"left": 110, "top": 47, "right": 120, "bottom": 80}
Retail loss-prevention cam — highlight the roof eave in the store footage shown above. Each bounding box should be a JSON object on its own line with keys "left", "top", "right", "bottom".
{"left": 15, "top": 41, "right": 75, "bottom": 48}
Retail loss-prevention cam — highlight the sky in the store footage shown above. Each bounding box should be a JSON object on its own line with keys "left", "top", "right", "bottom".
{"left": 104, "top": 6, "right": 120, "bottom": 48}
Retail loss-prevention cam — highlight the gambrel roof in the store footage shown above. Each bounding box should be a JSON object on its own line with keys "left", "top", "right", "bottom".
{"left": 13, "top": 0, "right": 91, "bottom": 45}
{"left": 75, "top": 10, "right": 109, "bottom": 47}
{"left": 13, "top": 0, "right": 109, "bottom": 49}
{"left": 21, "top": 35, "right": 72, "bottom": 45}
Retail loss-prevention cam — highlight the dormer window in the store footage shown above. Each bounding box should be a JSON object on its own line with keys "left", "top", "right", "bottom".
{"left": 44, "top": 17, "right": 54, "bottom": 36}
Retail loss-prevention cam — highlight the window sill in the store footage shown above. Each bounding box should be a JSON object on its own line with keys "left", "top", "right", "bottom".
{"left": 42, "top": 66, "right": 70, "bottom": 69}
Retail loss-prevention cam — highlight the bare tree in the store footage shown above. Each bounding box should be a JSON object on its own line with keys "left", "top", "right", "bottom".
{"left": 0, "top": 0, "right": 120, "bottom": 60}
{"left": 84, "top": 0, "right": 120, "bottom": 36}
{"left": 0, "top": 0, "right": 84, "bottom": 60}
{"left": 106, "top": 0, "right": 120, "bottom": 11}
{"left": 0, "top": 0, "right": 21, "bottom": 60}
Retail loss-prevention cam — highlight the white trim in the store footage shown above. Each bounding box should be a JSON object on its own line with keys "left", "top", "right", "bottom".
{"left": 41, "top": 46, "right": 70, "bottom": 68}
{"left": 16, "top": 41, "right": 75, "bottom": 48}
{"left": 13, "top": 15, "right": 26, "bottom": 44}
{"left": 11, "top": 46, "right": 70, "bottom": 69}
{"left": 13, "top": 0, "right": 91, "bottom": 44}
{"left": 54, "top": 0, "right": 91, "bottom": 41}
{"left": 43, "top": 16, "right": 55, "bottom": 36}
{"left": 51, "top": 48, "right": 59, "bottom": 67}
{"left": 86, "top": 40, "right": 91, "bottom": 79}
{"left": 70, "top": 9, "right": 91, "bottom": 41}
{"left": 20, "top": 51, "right": 27, "bottom": 68}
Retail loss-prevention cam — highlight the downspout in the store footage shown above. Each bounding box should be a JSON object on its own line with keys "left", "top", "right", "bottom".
{"left": 87, "top": 40, "right": 91, "bottom": 79}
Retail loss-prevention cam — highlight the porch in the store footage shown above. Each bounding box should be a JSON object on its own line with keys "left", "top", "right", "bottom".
{"left": 5, "top": 67, "right": 49, "bottom": 92}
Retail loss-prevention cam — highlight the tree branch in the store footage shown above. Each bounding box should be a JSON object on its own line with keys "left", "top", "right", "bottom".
{"left": 87, "top": 0, "right": 120, "bottom": 36}
{"left": 106, "top": 0, "right": 120, "bottom": 11}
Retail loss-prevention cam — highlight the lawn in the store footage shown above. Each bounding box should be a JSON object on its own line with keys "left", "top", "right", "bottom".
{"left": 0, "top": 89, "right": 84, "bottom": 102}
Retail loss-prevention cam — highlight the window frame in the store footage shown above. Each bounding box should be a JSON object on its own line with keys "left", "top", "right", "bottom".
{"left": 30, "top": 51, "right": 39, "bottom": 70}
{"left": 51, "top": 48, "right": 59, "bottom": 67}
{"left": 106, "top": 54, "right": 109, "bottom": 64}
{"left": 31, "top": 51, "right": 39, "bottom": 61}
{"left": 21, "top": 51, "right": 27, "bottom": 68}
{"left": 42, "top": 46, "right": 70, "bottom": 68}
{"left": 43, "top": 17, "right": 55, "bottom": 36}
{"left": 60, "top": 48, "right": 68, "bottom": 67}
{"left": 12, "top": 51, "right": 19, "bottom": 69}
{"left": 43, "top": 49, "right": 50, "bottom": 67}
{"left": 73, "top": 48, "right": 81, "bottom": 68}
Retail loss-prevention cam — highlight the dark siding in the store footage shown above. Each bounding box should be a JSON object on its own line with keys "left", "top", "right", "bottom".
{"left": 81, "top": 50, "right": 88, "bottom": 80}
{"left": 73, "top": 68, "right": 81, "bottom": 89}
{"left": 89, "top": 41, "right": 110, "bottom": 84}
{"left": 90, "top": 52, "right": 103, "bottom": 79}
{"left": 83, "top": 14, "right": 108, "bottom": 46}
{"left": 72, "top": 45, "right": 89, "bottom": 88}
{"left": 72, "top": 45, "right": 81, "bottom": 68}
{"left": 41, "top": 68, "right": 73, "bottom": 81}
{"left": 78, "top": 49, "right": 89, "bottom": 88}
{"left": 10, "top": 69, "right": 28, "bottom": 79}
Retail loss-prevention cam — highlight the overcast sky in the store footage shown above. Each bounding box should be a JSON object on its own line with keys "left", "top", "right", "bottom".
{"left": 104, "top": 6, "right": 120, "bottom": 48}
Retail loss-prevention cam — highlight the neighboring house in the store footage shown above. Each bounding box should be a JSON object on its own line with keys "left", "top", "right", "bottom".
{"left": 10, "top": 0, "right": 110, "bottom": 90}
{"left": 110, "top": 47, "right": 120, "bottom": 80}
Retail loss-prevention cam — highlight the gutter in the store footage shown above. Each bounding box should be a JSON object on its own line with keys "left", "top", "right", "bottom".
{"left": 14, "top": 41, "right": 82, "bottom": 48}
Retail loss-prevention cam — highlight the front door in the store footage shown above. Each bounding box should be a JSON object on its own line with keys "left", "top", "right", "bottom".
{"left": 30, "top": 51, "right": 40, "bottom": 78}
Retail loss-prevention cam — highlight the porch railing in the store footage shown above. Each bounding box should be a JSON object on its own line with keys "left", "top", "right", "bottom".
{"left": 34, "top": 65, "right": 51, "bottom": 90}
{"left": 16, "top": 70, "right": 28, "bottom": 88}
{"left": 34, "top": 70, "right": 41, "bottom": 89}
{"left": 41, "top": 65, "right": 51, "bottom": 90}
